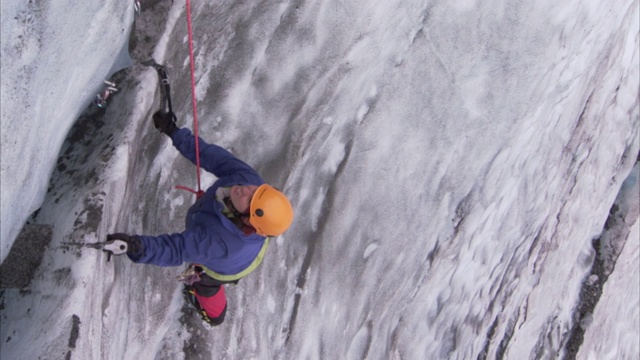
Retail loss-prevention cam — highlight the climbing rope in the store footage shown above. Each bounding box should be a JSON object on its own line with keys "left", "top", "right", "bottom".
{"left": 181, "top": 0, "right": 204, "bottom": 198}
{"left": 144, "top": 1, "right": 204, "bottom": 199}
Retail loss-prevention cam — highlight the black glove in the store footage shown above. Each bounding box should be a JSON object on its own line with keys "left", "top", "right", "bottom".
{"left": 153, "top": 110, "right": 178, "bottom": 136}
{"left": 105, "top": 233, "right": 143, "bottom": 256}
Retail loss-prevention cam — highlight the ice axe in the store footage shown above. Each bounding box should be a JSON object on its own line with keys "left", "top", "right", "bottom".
{"left": 61, "top": 239, "right": 129, "bottom": 262}
{"left": 141, "top": 58, "right": 177, "bottom": 122}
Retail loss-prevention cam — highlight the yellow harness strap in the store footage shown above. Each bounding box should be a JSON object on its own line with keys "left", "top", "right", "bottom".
{"left": 201, "top": 238, "right": 270, "bottom": 282}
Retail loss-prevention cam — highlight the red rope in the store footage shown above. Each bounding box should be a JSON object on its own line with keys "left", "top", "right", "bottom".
{"left": 175, "top": 185, "right": 204, "bottom": 197}
{"left": 180, "top": 0, "right": 204, "bottom": 199}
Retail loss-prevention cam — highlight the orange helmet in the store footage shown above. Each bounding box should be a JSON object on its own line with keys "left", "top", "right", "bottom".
{"left": 249, "top": 184, "right": 294, "bottom": 237}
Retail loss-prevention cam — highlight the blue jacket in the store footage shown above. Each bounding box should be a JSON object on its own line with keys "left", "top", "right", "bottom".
{"left": 128, "top": 128, "right": 267, "bottom": 275}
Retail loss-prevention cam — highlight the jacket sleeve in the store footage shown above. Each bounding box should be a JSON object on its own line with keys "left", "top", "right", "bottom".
{"left": 127, "top": 227, "right": 227, "bottom": 267}
{"left": 170, "top": 128, "right": 259, "bottom": 179}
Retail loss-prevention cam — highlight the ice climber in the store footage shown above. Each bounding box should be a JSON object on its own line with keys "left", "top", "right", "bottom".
{"left": 106, "top": 110, "right": 294, "bottom": 326}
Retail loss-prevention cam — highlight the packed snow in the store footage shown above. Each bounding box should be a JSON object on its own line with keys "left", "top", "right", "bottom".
{"left": 1, "top": 0, "right": 638, "bottom": 359}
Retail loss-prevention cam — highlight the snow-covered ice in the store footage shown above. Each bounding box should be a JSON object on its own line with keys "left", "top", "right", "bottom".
{"left": 0, "top": 0, "right": 134, "bottom": 262}
{"left": 1, "top": 0, "right": 638, "bottom": 359}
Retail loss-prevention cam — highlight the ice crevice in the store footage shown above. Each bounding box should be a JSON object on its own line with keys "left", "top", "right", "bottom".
{"left": 563, "top": 159, "right": 639, "bottom": 359}
{"left": 283, "top": 133, "right": 356, "bottom": 344}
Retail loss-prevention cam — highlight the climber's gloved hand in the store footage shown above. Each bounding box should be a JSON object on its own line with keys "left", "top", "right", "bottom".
{"left": 105, "top": 233, "right": 143, "bottom": 256}
{"left": 153, "top": 110, "right": 178, "bottom": 137}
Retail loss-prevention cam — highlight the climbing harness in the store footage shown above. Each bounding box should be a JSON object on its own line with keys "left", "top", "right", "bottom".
{"left": 198, "top": 238, "right": 271, "bottom": 282}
